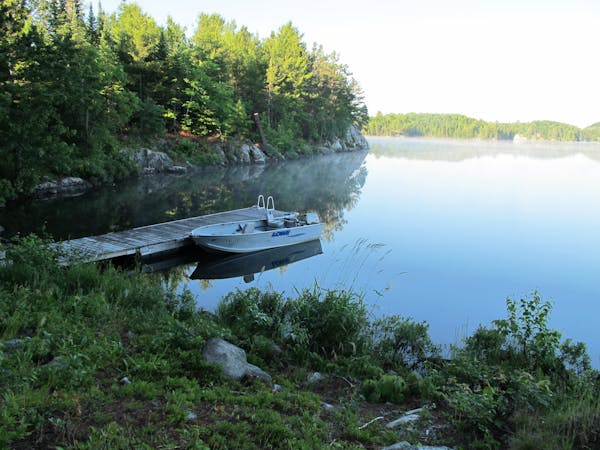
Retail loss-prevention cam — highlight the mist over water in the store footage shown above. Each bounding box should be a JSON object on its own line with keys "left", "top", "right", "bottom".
{"left": 4, "top": 138, "right": 600, "bottom": 365}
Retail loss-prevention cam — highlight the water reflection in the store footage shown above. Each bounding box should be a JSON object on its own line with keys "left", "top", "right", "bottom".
{"left": 189, "top": 239, "right": 323, "bottom": 283}
{"left": 368, "top": 136, "right": 600, "bottom": 162}
{"left": 0, "top": 150, "right": 368, "bottom": 241}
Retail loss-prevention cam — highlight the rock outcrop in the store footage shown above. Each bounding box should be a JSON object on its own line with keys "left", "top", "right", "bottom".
{"left": 131, "top": 148, "right": 175, "bottom": 174}
{"left": 33, "top": 177, "right": 93, "bottom": 199}
{"left": 202, "top": 338, "right": 272, "bottom": 383}
{"left": 344, "top": 124, "right": 369, "bottom": 149}
{"left": 27, "top": 125, "right": 368, "bottom": 201}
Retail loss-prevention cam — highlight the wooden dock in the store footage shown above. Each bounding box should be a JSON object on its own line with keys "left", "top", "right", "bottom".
{"left": 57, "top": 206, "right": 289, "bottom": 263}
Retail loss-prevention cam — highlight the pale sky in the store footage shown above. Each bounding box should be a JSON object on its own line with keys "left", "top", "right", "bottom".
{"left": 97, "top": 0, "right": 600, "bottom": 128}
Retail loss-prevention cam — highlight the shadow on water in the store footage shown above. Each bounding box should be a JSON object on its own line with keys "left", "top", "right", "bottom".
{"left": 0, "top": 151, "right": 368, "bottom": 241}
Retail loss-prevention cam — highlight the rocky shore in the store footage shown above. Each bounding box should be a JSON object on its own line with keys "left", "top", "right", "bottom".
{"left": 31, "top": 125, "right": 369, "bottom": 200}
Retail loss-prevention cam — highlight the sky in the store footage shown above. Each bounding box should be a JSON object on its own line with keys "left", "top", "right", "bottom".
{"left": 97, "top": 0, "right": 600, "bottom": 128}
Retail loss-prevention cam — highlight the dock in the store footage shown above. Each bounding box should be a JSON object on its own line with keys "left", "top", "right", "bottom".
{"left": 56, "top": 206, "right": 289, "bottom": 263}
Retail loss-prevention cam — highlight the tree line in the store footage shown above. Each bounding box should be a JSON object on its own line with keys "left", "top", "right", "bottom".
{"left": 0, "top": 0, "right": 368, "bottom": 203}
{"left": 366, "top": 112, "right": 600, "bottom": 141}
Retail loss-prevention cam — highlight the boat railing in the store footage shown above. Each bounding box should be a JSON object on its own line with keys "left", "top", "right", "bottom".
{"left": 257, "top": 194, "right": 266, "bottom": 209}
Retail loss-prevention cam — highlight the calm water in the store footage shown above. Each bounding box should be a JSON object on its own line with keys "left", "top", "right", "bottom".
{"left": 3, "top": 138, "right": 600, "bottom": 363}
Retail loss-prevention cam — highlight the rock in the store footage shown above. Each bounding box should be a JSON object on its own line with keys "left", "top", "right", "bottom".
{"left": 272, "top": 384, "right": 283, "bottom": 393}
{"left": 306, "top": 372, "right": 324, "bottom": 385}
{"left": 32, "top": 181, "right": 58, "bottom": 198}
{"left": 167, "top": 165, "right": 187, "bottom": 174}
{"left": 382, "top": 442, "right": 454, "bottom": 450}
{"left": 386, "top": 407, "right": 424, "bottom": 429}
{"left": 131, "top": 148, "right": 174, "bottom": 173}
{"left": 3, "top": 338, "right": 24, "bottom": 355}
{"left": 344, "top": 124, "right": 369, "bottom": 150}
{"left": 321, "top": 402, "right": 335, "bottom": 411}
{"left": 239, "top": 144, "right": 251, "bottom": 164}
{"left": 32, "top": 177, "right": 92, "bottom": 199}
{"left": 202, "top": 338, "right": 272, "bottom": 383}
{"left": 186, "top": 412, "right": 197, "bottom": 420}
{"left": 249, "top": 145, "right": 267, "bottom": 164}
{"left": 44, "top": 356, "right": 68, "bottom": 370}
{"left": 330, "top": 138, "right": 343, "bottom": 152}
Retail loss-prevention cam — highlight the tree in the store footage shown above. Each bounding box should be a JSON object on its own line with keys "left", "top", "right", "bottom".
{"left": 263, "top": 22, "right": 311, "bottom": 142}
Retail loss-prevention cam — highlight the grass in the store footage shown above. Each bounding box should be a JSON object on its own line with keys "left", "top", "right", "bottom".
{"left": 1, "top": 236, "right": 599, "bottom": 449}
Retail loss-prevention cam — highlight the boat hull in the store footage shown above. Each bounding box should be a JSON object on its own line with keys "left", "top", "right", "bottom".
{"left": 190, "top": 221, "right": 323, "bottom": 253}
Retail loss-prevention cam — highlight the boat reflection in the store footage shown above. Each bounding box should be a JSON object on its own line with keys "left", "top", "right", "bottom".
{"left": 190, "top": 239, "right": 323, "bottom": 282}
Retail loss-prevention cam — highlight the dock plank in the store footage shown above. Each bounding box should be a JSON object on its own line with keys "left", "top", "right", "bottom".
{"left": 55, "top": 207, "right": 289, "bottom": 263}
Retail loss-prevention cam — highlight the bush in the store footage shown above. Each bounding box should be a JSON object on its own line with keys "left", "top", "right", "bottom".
{"left": 216, "top": 286, "right": 371, "bottom": 365}
{"left": 361, "top": 375, "right": 409, "bottom": 404}
{"left": 493, "top": 291, "right": 562, "bottom": 372}
{"left": 287, "top": 287, "right": 370, "bottom": 359}
{"left": 370, "top": 315, "right": 439, "bottom": 372}
{"left": 168, "top": 138, "right": 224, "bottom": 166}
{"left": 216, "top": 288, "right": 286, "bottom": 343}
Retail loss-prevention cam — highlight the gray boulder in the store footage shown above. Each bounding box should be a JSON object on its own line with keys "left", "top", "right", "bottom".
{"left": 3, "top": 338, "right": 24, "bottom": 355}
{"left": 33, "top": 177, "right": 92, "bottom": 199}
{"left": 167, "top": 165, "right": 187, "bottom": 174}
{"left": 131, "top": 148, "right": 174, "bottom": 173}
{"left": 330, "top": 138, "right": 343, "bottom": 152}
{"left": 238, "top": 144, "right": 252, "bottom": 164}
{"left": 386, "top": 407, "right": 425, "bottom": 429}
{"left": 249, "top": 145, "right": 267, "bottom": 164}
{"left": 202, "top": 338, "right": 272, "bottom": 383}
{"left": 306, "top": 372, "right": 324, "bottom": 385}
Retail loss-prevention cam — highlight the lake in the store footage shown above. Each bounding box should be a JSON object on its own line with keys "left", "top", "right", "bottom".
{"left": 3, "top": 137, "right": 600, "bottom": 364}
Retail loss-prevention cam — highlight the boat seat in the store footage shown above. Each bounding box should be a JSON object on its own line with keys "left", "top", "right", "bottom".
{"left": 266, "top": 209, "right": 284, "bottom": 228}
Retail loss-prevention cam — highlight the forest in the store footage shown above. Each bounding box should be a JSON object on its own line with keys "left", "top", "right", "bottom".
{"left": 366, "top": 112, "right": 600, "bottom": 141}
{"left": 0, "top": 0, "right": 368, "bottom": 204}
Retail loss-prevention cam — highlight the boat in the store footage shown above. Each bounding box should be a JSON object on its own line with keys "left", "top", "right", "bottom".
{"left": 189, "top": 195, "right": 324, "bottom": 253}
{"left": 190, "top": 239, "right": 323, "bottom": 282}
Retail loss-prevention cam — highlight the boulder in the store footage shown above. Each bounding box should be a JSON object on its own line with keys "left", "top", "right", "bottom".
{"left": 3, "top": 338, "right": 24, "bottom": 355}
{"left": 306, "top": 372, "right": 324, "bottom": 385}
{"left": 131, "top": 148, "right": 174, "bottom": 173}
{"left": 249, "top": 145, "right": 267, "bottom": 164}
{"left": 330, "top": 138, "right": 343, "bottom": 152}
{"left": 386, "top": 407, "right": 424, "bottom": 429}
{"left": 202, "top": 338, "right": 272, "bottom": 383}
{"left": 33, "top": 177, "right": 92, "bottom": 199}
{"left": 238, "top": 144, "right": 252, "bottom": 164}
{"left": 167, "top": 165, "right": 187, "bottom": 174}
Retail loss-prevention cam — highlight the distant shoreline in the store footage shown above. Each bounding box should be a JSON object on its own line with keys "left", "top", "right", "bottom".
{"left": 365, "top": 112, "right": 600, "bottom": 142}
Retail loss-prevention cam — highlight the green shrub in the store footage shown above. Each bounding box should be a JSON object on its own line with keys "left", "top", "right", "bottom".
{"left": 287, "top": 287, "right": 370, "bottom": 359}
{"left": 168, "top": 139, "right": 225, "bottom": 166}
{"left": 443, "top": 383, "right": 501, "bottom": 448}
{"left": 371, "top": 315, "right": 439, "bottom": 372}
{"left": 216, "top": 288, "right": 286, "bottom": 343}
{"left": 361, "top": 375, "right": 409, "bottom": 404}
{"left": 493, "top": 291, "right": 562, "bottom": 372}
